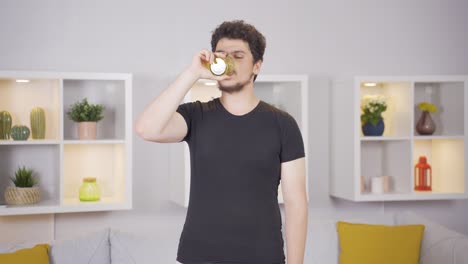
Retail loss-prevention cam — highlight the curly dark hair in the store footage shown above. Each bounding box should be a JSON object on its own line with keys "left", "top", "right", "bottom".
{"left": 211, "top": 20, "right": 266, "bottom": 81}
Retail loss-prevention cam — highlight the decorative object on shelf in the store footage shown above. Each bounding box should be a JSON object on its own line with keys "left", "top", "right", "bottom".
{"left": 10, "top": 125, "right": 30, "bottom": 140}
{"left": 79, "top": 177, "right": 101, "bottom": 201}
{"left": 371, "top": 177, "right": 384, "bottom": 194}
{"left": 370, "top": 176, "right": 392, "bottom": 194}
{"left": 66, "top": 98, "right": 105, "bottom": 140}
{"left": 414, "top": 156, "right": 432, "bottom": 191}
{"left": 30, "top": 107, "right": 46, "bottom": 139}
{"left": 4, "top": 165, "right": 41, "bottom": 205}
{"left": 360, "top": 95, "right": 387, "bottom": 136}
{"left": 382, "top": 176, "right": 391, "bottom": 193}
{"left": 0, "top": 110, "right": 12, "bottom": 140}
{"left": 416, "top": 102, "right": 437, "bottom": 135}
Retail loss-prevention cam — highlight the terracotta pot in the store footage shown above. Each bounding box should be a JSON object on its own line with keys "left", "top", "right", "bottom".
{"left": 78, "top": 122, "right": 97, "bottom": 140}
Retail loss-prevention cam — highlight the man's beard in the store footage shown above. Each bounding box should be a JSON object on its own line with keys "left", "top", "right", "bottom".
{"left": 218, "top": 74, "right": 254, "bottom": 94}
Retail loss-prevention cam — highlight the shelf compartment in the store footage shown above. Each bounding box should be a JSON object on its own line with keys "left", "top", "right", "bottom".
{"left": 63, "top": 79, "right": 126, "bottom": 140}
{"left": 414, "top": 82, "right": 464, "bottom": 136}
{"left": 63, "top": 143, "right": 126, "bottom": 206}
{"left": 0, "top": 144, "right": 60, "bottom": 206}
{"left": 0, "top": 78, "right": 61, "bottom": 140}
{"left": 413, "top": 139, "right": 464, "bottom": 193}
{"left": 360, "top": 140, "right": 412, "bottom": 195}
{"left": 189, "top": 79, "right": 222, "bottom": 102}
{"left": 360, "top": 81, "right": 412, "bottom": 137}
{"left": 255, "top": 81, "right": 303, "bottom": 125}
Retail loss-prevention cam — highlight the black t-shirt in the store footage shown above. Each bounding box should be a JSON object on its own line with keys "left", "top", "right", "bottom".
{"left": 175, "top": 97, "right": 305, "bottom": 264}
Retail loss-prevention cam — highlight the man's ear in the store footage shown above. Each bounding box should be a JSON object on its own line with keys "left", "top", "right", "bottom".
{"left": 253, "top": 60, "right": 263, "bottom": 75}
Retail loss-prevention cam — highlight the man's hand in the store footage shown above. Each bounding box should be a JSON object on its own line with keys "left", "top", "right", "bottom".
{"left": 187, "top": 49, "right": 232, "bottom": 81}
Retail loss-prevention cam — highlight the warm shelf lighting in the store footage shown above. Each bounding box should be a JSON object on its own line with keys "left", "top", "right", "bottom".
{"left": 363, "top": 82, "right": 377, "bottom": 87}
{"left": 16, "top": 79, "right": 30, "bottom": 83}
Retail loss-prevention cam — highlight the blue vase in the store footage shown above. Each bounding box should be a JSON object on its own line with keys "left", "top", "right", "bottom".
{"left": 362, "top": 118, "right": 385, "bottom": 136}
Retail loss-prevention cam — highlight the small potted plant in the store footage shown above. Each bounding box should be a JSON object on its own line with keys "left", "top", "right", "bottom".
{"left": 416, "top": 102, "right": 438, "bottom": 135}
{"left": 360, "top": 95, "right": 387, "bottom": 136}
{"left": 67, "top": 98, "right": 105, "bottom": 140}
{"left": 4, "top": 166, "right": 41, "bottom": 205}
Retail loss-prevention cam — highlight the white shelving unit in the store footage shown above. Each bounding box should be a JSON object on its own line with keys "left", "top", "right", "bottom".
{"left": 0, "top": 71, "right": 132, "bottom": 216}
{"left": 330, "top": 75, "right": 468, "bottom": 201}
{"left": 169, "top": 75, "right": 309, "bottom": 207}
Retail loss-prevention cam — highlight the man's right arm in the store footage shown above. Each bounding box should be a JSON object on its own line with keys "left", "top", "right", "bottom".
{"left": 134, "top": 68, "right": 199, "bottom": 143}
{"left": 134, "top": 50, "right": 228, "bottom": 143}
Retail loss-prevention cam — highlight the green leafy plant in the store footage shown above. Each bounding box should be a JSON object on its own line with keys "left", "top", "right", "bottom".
{"left": 361, "top": 95, "right": 387, "bottom": 126}
{"left": 10, "top": 166, "right": 39, "bottom": 188}
{"left": 417, "top": 102, "right": 438, "bottom": 113}
{"left": 67, "top": 98, "right": 105, "bottom": 122}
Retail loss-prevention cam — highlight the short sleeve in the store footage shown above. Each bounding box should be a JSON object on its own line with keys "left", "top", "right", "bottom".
{"left": 278, "top": 112, "right": 305, "bottom": 163}
{"left": 176, "top": 101, "right": 197, "bottom": 143}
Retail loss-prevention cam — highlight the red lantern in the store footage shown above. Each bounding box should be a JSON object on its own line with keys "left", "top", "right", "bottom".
{"left": 414, "top": 156, "right": 432, "bottom": 191}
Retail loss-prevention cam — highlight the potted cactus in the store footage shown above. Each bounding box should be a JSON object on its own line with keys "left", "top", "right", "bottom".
{"left": 30, "top": 106, "right": 46, "bottom": 139}
{"left": 4, "top": 166, "right": 41, "bottom": 205}
{"left": 66, "top": 98, "right": 105, "bottom": 140}
{"left": 0, "top": 110, "right": 12, "bottom": 140}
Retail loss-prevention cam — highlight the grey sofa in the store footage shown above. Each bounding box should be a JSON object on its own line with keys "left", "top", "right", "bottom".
{"left": 1, "top": 210, "right": 467, "bottom": 264}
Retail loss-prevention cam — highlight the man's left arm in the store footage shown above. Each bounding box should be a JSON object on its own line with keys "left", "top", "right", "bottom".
{"left": 281, "top": 157, "right": 308, "bottom": 264}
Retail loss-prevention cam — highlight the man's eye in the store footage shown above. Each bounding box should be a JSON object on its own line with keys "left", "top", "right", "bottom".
{"left": 234, "top": 56, "right": 243, "bottom": 59}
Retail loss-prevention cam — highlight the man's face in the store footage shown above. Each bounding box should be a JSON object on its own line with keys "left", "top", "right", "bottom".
{"left": 214, "top": 38, "right": 262, "bottom": 94}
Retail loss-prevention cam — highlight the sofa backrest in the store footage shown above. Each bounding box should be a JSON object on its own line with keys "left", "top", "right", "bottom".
{"left": 395, "top": 211, "right": 468, "bottom": 264}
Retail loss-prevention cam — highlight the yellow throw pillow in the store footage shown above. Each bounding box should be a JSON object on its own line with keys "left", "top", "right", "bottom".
{"left": 0, "top": 244, "right": 50, "bottom": 263}
{"left": 336, "top": 221, "right": 425, "bottom": 264}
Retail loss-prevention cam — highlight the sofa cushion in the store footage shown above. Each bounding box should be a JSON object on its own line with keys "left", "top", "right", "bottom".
{"left": 336, "top": 221, "right": 424, "bottom": 264}
{"left": 0, "top": 244, "right": 50, "bottom": 263}
{"left": 49, "top": 228, "right": 110, "bottom": 264}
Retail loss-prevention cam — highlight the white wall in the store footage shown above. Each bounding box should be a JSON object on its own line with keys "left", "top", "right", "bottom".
{"left": 1, "top": 0, "right": 467, "bottom": 261}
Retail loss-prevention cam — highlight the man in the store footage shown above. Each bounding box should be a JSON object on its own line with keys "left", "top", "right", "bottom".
{"left": 135, "top": 20, "right": 308, "bottom": 264}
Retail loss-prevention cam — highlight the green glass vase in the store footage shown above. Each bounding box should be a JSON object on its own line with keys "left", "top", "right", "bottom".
{"left": 79, "top": 177, "right": 101, "bottom": 201}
